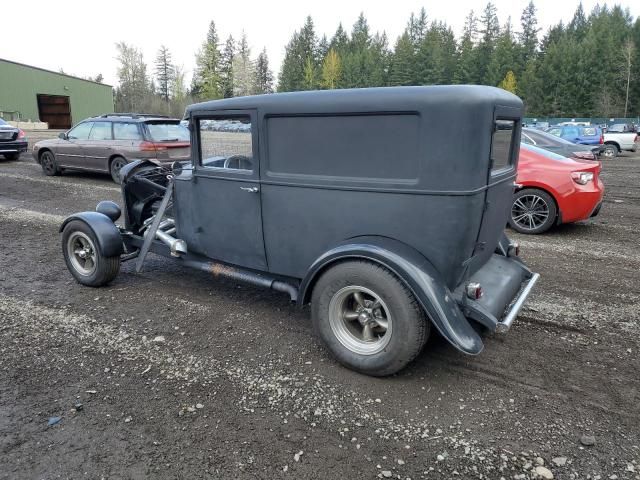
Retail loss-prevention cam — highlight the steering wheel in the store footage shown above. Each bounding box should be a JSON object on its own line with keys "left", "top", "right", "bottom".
{"left": 223, "top": 155, "right": 252, "bottom": 170}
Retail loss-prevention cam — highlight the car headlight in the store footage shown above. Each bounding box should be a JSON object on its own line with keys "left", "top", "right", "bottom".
{"left": 571, "top": 171, "right": 594, "bottom": 185}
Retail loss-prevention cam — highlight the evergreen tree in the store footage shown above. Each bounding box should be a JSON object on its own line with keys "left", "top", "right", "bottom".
{"left": 455, "top": 10, "right": 480, "bottom": 84}
{"left": 389, "top": 32, "right": 415, "bottom": 86}
{"left": 220, "top": 35, "right": 236, "bottom": 98}
{"left": 155, "top": 45, "right": 175, "bottom": 103}
{"left": 278, "top": 16, "right": 318, "bottom": 91}
{"left": 477, "top": 2, "right": 500, "bottom": 84}
{"left": 193, "top": 21, "right": 222, "bottom": 100}
{"left": 254, "top": 48, "right": 274, "bottom": 94}
{"left": 486, "top": 19, "right": 517, "bottom": 86}
{"left": 233, "top": 32, "right": 255, "bottom": 97}
{"left": 519, "top": 1, "right": 540, "bottom": 67}
{"left": 408, "top": 8, "right": 428, "bottom": 46}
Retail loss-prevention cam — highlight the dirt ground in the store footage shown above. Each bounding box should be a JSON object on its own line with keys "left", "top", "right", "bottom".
{"left": 0, "top": 150, "right": 638, "bottom": 480}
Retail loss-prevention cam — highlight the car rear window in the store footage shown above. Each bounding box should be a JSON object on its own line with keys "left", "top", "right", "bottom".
{"left": 580, "top": 127, "right": 597, "bottom": 136}
{"left": 146, "top": 122, "right": 189, "bottom": 142}
{"left": 491, "top": 120, "right": 516, "bottom": 171}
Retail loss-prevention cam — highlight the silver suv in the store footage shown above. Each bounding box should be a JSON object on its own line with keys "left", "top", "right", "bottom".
{"left": 33, "top": 114, "right": 190, "bottom": 183}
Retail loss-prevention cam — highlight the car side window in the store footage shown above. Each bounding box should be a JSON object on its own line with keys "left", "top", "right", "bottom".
{"left": 198, "top": 116, "right": 253, "bottom": 171}
{"left": 490, "top": 120, "right": 515, "bottom": 171}
{"left": 89, "top": 121, "right": 113, "bottom": 140}
{"left": 67, "top": 122, "right": 93, "bottom": 140}
{"left": 113, "top": 122, "right": 142, "bottom": 140}
{"left": 548, "top": 128, "right": 562, "bottom": 137}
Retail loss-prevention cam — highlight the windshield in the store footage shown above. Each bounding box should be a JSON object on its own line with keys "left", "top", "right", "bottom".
{"left": 0, "top": 118, "right": 7, "bottom": 126}
{"left": 521, "top": 143, "right": 573, "bottom": 162}
{"left": 146, "top": 122, "right": 189, "bottom": 142}
{"left": 522, "top": 129, "right": 575, "bottom": 147}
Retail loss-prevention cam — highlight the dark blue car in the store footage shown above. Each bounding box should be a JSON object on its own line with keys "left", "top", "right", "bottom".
{"left": 547, "top": 124, "right": 603, "bottom": 146}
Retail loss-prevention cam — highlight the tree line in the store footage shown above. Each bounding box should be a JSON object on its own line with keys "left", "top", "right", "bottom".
{"left": 114, "top": 2, "right": 639, "bottom": 118}
{"left": 114, "top": 21, "right": 274, "bottom": 117}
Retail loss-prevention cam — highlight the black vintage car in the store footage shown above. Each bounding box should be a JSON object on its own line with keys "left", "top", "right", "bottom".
{"left": 60, "top": 86, "right": 539, "bottom": 376}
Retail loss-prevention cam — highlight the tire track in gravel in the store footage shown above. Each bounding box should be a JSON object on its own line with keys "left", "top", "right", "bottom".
{"left": 0, "top": 171, "right": 119, "bottom": 193}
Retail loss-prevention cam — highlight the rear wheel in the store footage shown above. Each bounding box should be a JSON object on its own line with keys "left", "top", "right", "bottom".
{"left": 110, "top": 156, "right": 127, "bottom": 184}
{"left": 40, "top": 151, "right": 59, "bottom": 176}
{"left": 311, "top": 261, "right": 429, "bottom": 376}
{"left": 602, "top": 144, "right": 618, "bottom": 158}
{"left": 509, "top": 188, "right": 557, "bottom": 234}
{"left": 62, "top": 220, "right": 120, "bottom": 286}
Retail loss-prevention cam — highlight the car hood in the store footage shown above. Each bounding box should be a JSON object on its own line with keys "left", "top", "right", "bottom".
{"left": 34, "top": 138, "right": 62, "bottom": 148}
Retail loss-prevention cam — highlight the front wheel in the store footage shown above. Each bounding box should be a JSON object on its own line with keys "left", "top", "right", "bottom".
{"left": 62, "top": 220, "right": 120, "bottom": 286}
{"left": 40, "top": 151, "right": 60, "bottom": 176}
{"left": 601, "top": 144, "right": 618, "bottom": 159}
{"left": 311, "top": 261, "right": 429, "bottom": 376}
{"left": 509, "top": 188, "right": 557, "bottom": 234}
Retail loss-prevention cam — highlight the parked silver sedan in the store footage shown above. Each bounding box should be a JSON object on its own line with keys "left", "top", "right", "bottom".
{"left": 33, "top": 113, "right": 190, "bottom": 183}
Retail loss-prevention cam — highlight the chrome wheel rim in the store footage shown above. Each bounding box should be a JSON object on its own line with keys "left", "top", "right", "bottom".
{"left": 111, "top": 159, "right": 126, "bottom": 177}
{"left": 328, "top": 286, "right": 392, "bottom": 355}
{"left": 602, "top": 146, "right": 615, "bottom": 158}
{"left": 42, "top": 153, "right": 54, "bottom": 173}
{"left": 512, "top": 194, "right": 550, "bottom": 231}
{"left": 67, "top": 232, "right": 97, "bottom": 276}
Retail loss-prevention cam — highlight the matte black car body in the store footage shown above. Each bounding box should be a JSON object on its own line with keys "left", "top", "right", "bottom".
{"left": 60, "top": 86, "right": 539, "bottom": 374}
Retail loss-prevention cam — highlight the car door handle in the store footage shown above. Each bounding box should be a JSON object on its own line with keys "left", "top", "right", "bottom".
{"left": 240, "top": 186, "right": 259, "bottom": 193}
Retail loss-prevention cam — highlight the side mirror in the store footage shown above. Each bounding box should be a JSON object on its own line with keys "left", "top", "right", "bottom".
{"left": 58, "top": 132, "right": 67, "bottom": 140}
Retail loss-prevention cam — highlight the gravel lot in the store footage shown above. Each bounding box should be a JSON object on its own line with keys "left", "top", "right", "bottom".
{"left": 0, "top": 151, "right": 639, "bottom": 480}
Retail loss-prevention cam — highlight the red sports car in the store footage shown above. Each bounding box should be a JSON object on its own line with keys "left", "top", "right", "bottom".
{"left": 510, "top": 144, "right": 604, "bottom": 234}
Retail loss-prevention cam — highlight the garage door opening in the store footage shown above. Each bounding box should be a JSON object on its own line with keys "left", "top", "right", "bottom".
{"left": 37, "top": 94, "right": 71, "bottom": 129}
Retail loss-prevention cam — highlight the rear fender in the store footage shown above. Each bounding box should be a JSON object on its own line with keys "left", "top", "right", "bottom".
{"left": 59, "top": 212, "right": 124, "bottom": 257}
{"left": 299, "top": 236, "right": 483, "bottom": 355}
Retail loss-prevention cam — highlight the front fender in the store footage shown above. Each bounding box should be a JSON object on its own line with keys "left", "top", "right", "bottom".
{"left": 299, "top": 236, "right": 483, "bottom": 355}
{"left": 59, "top": 212, "right": 124, "bottom": 257}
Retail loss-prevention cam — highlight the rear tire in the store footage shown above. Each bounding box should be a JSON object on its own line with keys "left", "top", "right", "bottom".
{"left": 602, "top": 144, "right": 618, "bottom": 158}
{"left": 40, "top": 151, "right": 60, "bottom": 176}
{"left": 509, "top": 188, "right": 557, "bottom": 234}
{"left": 110, "top": 156, "right": 127, "bottom": 184}
{"left": 62, "top": 220, "right": 120, "bottom": 287}
{"left": 311, "top": 260, "right": 429, "bottom": 376}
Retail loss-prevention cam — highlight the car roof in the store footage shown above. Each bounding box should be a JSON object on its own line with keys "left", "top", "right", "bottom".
{"left": 85, "top": 113, "right": 181, "bottom": 123}
{"left": 186, "top": 85, "right": 522, "bottom": 116}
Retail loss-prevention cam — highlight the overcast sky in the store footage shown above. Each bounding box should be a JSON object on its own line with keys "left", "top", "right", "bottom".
{"left": 1, "top": 0, "right": 638, "bottom": 87}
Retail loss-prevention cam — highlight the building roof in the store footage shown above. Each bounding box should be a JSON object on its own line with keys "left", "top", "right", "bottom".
{"left": 0, "top": 57, "right": 113, "bottom": 87}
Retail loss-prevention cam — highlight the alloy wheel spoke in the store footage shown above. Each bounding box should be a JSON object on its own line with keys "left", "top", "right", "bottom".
{"left": 374, "top": 318, "right": 389, "bottom": 330}
{"left": 343, "top": 310, "right": 360, "bottom": 321}
{"left": 353, "top": 291, "right": 366, "bottom": 308}
{"left": 362, "top": 323, "right": 375, "bottom": 342}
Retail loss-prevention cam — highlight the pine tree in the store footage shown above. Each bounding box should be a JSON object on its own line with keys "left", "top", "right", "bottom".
{"left": 477, "top": 2, "right": 500, "bottom": 84}
{"left": 233, "top": 32, "right": 255, "bottom": 97}
{"left": 219, "top": 35, "right": 236, "bottom": 98}
{"left": 193, "top": 21, "right": 222, "bottom": 100}
{"left": 455, "top": 10, "right": 479, "bottom": 84}
{"left": 278, "top": 16, "right": 318, "bottom": 91}
{"left": 389, "top": 32, "right": 414, "bottom": 86}
{"left": 253, "top": 48, "right": 274, "bottom": 94}
{"left": 519, "top": 1, "right": 539, "bottom": 66}
{"left": 408, "top": 8, "right": 428, "bottom": 46}
{"left": 303, "top": 56, "right": 317, "bottom": 89}
{"left": 486, "top": 19, "right": 517, "bottom": 86}
{"left": 155, "top": 45, "right": 175, "bottom": 103}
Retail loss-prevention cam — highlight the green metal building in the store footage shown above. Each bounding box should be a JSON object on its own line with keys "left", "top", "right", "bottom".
{"left": 0, "top": 58, "right": 113, "bottom": 129}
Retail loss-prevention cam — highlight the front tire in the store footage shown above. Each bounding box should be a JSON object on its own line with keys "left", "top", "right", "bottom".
{"left": 509, "top": 188, "right": 557, "bottom": 234}
{"left": 110, "top": 156, "right": 127, "bottom": 184}
{"left": 311, "top": 261, "right": 429, "bottom": 376}
{"left": 40, "top": 151, "right": 60, "bottom": 176}
{"left": 62, "top": 220, "right": 120, "bottom": 286}
{"left": 602, "top": 144, "right": 618, "bottom": 158}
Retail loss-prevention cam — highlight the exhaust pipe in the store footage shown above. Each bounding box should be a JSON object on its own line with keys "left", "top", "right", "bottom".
{"left": 143, "top": 217, "right": 187, "bottom": 257}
